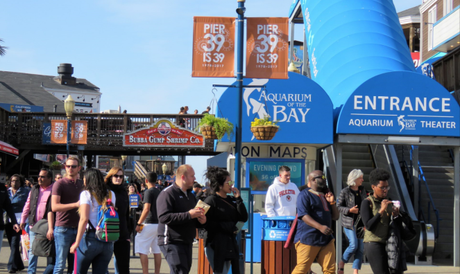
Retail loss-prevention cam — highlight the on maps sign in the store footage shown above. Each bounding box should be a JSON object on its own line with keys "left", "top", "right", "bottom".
{"left": 337, "top": 71, "right": 460, "bottom": 137}
{"left": 123, "top": 119, "right": 205, "bottom": 147}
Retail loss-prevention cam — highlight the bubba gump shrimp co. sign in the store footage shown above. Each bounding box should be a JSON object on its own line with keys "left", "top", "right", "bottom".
{"left": 123, "top": 119, "right": 204, "bottom": 147}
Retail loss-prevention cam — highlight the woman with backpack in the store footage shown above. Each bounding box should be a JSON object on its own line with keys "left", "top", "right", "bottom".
{"left": 70, "top": 168, "right": 117, "bottom": 274}
{"left": 105, "top": 167, "right": 131, "bottom": 274}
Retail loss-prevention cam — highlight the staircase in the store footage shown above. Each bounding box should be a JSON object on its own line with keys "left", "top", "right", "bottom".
{"left": 418, "top": 146, "right": 454, "bottom": 264}
{"left": 396, "top": 145, "right": 454, "bottom": 264}
{"left": 134, "top": 160, "right": 149, "bottom": 181}
{"left": 341, "top": 144, "right": 375, "bottom": 191}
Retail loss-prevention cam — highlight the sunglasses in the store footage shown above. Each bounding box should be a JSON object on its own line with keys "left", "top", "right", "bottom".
{"left": 113, "top": 175, "right": 124, "bottom": 179}
{"left": 227, "top": 181, "right": 234, "bottom": 187}
{"left": 66, "top": 165, "right": 78, "bottom": 169}
{"left": 38, "top": 176, "right": 47, "bottom": 179}
{"left": 377, "top": 186, "right": 391, "bottom": 191}
{"left": 313, "top": 175, "right": 326, "bottom": 180}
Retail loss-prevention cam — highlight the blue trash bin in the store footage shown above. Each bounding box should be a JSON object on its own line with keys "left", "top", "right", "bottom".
{"left": 262, "top": 216, "right": 295, "bottom": 241}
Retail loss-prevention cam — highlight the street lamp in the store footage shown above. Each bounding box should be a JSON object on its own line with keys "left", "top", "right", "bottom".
{"left": 121, "top": 155, "right": 127, "bottom": 174}
{"left": 64, "top": 95, "right": 75, "bottom": 158}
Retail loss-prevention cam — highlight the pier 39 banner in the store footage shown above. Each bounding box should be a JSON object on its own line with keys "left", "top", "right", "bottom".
{"left": 337, "top": 71, "right": 460, "bottom": 137}
{"left": 192, "top": 17, "right": 235, "bottom": 77}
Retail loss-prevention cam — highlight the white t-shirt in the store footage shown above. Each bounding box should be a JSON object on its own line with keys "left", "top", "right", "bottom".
{"left": 79, "top": 190, "right": 116, "bottom": 229}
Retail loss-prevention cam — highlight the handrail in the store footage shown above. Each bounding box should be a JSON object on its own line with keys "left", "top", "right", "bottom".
{"left": 411, "top": 145, "right": 441, "bottom": 239}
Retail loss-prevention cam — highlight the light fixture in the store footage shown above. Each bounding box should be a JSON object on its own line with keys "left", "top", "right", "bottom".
{"left": 386, "top": 136, "right": 420, "bottom": 144}
{"left": 121, "top": 155, "right": 127, "bottom": 162}
{"left": 288, "top": 62, "right": 300, "bottom": 73}
{"left": 64, "top": 95, "right": 75, "bottom": 119}
{"left": 162, "top": 163, "right": 168, "bottom": 175}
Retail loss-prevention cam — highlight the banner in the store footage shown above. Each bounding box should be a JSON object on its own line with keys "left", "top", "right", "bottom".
{"left": 51, "top": 120, "right": 68, "bottom": 144}
{"left": 71, "top": 121, "right": 87, "bottom": 144}
{"left": 192, "top": 16, "right": 235, "bottom": 77}
{"left": 246, "top": 17, "right": 289, "bottom": 79}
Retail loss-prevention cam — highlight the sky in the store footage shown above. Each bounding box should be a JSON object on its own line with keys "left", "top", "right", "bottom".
{"left": 0, "top": 0, "right": 422, "bottom": 183}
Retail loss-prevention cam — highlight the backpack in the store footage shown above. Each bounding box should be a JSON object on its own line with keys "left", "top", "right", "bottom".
{"left": 89, "top": 191, "right": 120, "bottom": 242}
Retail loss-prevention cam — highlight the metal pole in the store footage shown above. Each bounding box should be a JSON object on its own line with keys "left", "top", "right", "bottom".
{"left": 454, "top": 147, "right": 460, "bottom": 266}
{"left": 335, "top": 144, "right": 343, "bottom": 265}
{"left": 236, "top": 1, "right": 245, "bottom": 273}
{"left": 67, "top": 117, "right": 71, "bottom": 158}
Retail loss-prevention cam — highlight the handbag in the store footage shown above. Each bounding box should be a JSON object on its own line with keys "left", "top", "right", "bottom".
{"left": 30, "top": 197, "right": 55, "bottom": 257}
{"left": 284, "top": 214, "right": 298, "bottom": 249}
{"left": 354, "top": 214, "right": 365, "bottom": 239}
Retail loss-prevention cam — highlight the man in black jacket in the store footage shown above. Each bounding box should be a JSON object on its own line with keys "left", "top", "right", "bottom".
{"left": 157, "top": 164, "right": 206, "bottom": 274}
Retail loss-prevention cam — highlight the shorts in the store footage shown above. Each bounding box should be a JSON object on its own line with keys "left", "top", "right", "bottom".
{"left": 135, "top": 223, "right": 161, "bottom": 255}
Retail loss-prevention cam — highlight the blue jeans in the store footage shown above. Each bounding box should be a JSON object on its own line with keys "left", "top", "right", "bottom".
{"left": 53, "top": 226, "right": 77, "bottom": 274}
{"left": 28, "top": 230, "right": 55, "bottom": 274}
{"left": 205, "top": 243, "right": 231, "bottom": 274}
{"left": 75, "top": 231, "right": 114, "bottom": 274}
{"left": 0, "top": 230, "right": 4, "bottom": 254}
{"left": 342, "top": 227, "right": 364, "bottom": 270}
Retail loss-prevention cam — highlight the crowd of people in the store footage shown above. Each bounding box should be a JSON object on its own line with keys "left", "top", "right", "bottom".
{"left": 0, "top": 157, "right": 416, "bottom": 274}
{"left": 177, "top": 106, "right": 211, "bottom": 128}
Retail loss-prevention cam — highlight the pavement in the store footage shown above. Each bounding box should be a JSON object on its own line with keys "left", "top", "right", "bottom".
{"left": 0, "top": 238, "right": 459, "bottom": 274}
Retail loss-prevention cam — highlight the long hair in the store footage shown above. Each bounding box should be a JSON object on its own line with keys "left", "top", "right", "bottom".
{"left": 84, "top": 168, "right": 110, "bottom": 204}
{"left": 205, "top": 166, "right": 230, "bottom": 194}
{"left": 104, "top": 167, "right": 123, "bottom": 184}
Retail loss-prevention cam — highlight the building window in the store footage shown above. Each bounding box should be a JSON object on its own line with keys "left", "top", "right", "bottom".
{"left": 428, "top": 6, "right": 437, "bottom": 51}
{"left": 443, "top": 0, "right": 453, "bottom": 15}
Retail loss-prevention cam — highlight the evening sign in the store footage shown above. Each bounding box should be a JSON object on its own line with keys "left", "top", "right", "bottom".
{"left": 123, "top": 119, "right": 205, "bottom": 147}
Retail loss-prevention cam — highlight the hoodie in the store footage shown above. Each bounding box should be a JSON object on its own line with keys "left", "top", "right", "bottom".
{"left": 265, "top": 177, "right": 299, "bottom": 217}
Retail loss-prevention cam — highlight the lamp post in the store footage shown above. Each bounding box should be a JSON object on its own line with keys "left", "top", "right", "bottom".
{"left": 121, "top": 155, "right": 127, "bottom": 177}
{"left": 64, "top": 95, "right": 75, "bottom": 159}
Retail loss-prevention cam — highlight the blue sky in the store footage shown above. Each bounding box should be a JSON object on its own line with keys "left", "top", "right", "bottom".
{"left": 0, "top": 0, "right": 422, "bottom": 183}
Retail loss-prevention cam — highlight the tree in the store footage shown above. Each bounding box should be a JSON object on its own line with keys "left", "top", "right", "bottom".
{"left": 0, "top": 39, "right": 7, "bottom": 56}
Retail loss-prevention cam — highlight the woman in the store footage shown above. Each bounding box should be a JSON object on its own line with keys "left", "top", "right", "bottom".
{"left": 70, "top": 168, "right": 116, "bottom": 274}
{"left": 105, "top": 167, "right": 131, "bottom": 274}
{"left": 337, "top": 169, "right": 368, "bottom": 274}
{"left": 0, "top": 179, "right": 20, "bottom": 269}
{"left": 6, "top": 174, "right": 29, "bottom": 273}
{"left": 361, "top": 168, "right": 402, "bottom": 274}
{"left": 204, "top": 166, "right": 248, "bottom": 274}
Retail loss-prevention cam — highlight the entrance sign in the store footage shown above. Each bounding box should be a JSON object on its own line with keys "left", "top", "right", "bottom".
{"left": 192, "top": 17, "right": 235, "bottom": 77}
{"left": 246, "top": 17, "right": 289, "bottom": 79}
{"left": 337, "top": 71, "right": 460, "bottom": 137}
{"left": 217, "top": 72, "right": 333, "bottom": 145}
{"left": 123, "top": 119, "right": 205, "bottom": 147}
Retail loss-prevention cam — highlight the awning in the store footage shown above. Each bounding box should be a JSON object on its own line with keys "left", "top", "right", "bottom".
{"left": 0, "top": 141, "right": 19, "bottom": 155}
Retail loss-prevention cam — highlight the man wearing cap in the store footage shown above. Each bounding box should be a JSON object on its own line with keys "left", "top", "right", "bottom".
{"left": 292, "top": 170, "right": 339, "bottom": 274}
{"left": 191, "top": 182, "right": 202, "bottom": 197}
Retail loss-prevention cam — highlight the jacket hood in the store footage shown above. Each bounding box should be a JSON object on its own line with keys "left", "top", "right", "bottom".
{"left": 273, "top": 176, "right": 292, "bottom": 186}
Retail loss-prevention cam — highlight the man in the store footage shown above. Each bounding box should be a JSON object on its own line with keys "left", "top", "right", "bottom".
{"left": 157, "top": 164, "right": 206, "bottom": 274}
{"left": 191, "top": 182, "right": 202, "bottom": 197}
{"left": 51, "top": 157, "right": 83, "bottom": 274}
{"left": 55, "top": 174, "right": 62, "bottom": 181}
{"left": 292, "top": 170, "right": 339, "bottom": 274}
{"left": 20, "top": 168, "right": 55, "bottom": 274}
{"left": 201, "top": 106, "right": 211, "bottom": 115}
{"left": 265, "top": 166, "right": 299, "bottom": 217}
{"left": 135, "top": 172, "right": 162, "bottom": 274}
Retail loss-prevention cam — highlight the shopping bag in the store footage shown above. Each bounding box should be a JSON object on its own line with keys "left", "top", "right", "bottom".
{"left": 20, "top": 230, "right": 30, "bottom": 261}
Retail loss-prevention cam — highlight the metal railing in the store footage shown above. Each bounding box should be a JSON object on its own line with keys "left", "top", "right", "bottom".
{"left": 0, "top": 108, "right": 205, "bottom": 148}
{"left": 411, "top": 145, "right": 441, "bottom": 239}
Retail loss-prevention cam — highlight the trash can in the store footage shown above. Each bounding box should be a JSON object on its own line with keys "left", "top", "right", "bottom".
{"left": 198, "top": 231, "right": 246, "bottom": 274}
{"left": 261, "top": 216, "right": 297, "bottom": 274}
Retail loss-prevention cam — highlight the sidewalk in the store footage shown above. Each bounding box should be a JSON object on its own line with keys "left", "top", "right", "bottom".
{"left": 0, "top": 238, "right": 458, "bottom": 273}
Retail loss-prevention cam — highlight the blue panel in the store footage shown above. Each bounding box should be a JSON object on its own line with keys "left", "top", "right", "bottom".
{"left": 218, "top": 72, "right": 333, "bottom": 145}
{"left": 299, "top": 0, "right": 415, "bottom": 111}
{"left": 245, "top": 213, "right": 265, "bottom": 262}
{"left": 0, "top": 103, "right": 44, "bottom": 112}
{"left": 337, "top": 71, "right": 460, "bottom": 137}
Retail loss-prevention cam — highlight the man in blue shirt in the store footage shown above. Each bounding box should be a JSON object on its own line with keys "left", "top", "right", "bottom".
{"left": 292, "top": 170, "right": 339, "bottom": 274}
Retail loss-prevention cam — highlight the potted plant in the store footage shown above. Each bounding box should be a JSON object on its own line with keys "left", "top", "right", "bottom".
{"left": 197, "top": 114, "right": 234, "bottom": 140}
{"left": 50, "top": 160, "right": 63, "bottom": 170}
{"left": 250, "top": 115, "right": 279, "bottom": 140}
